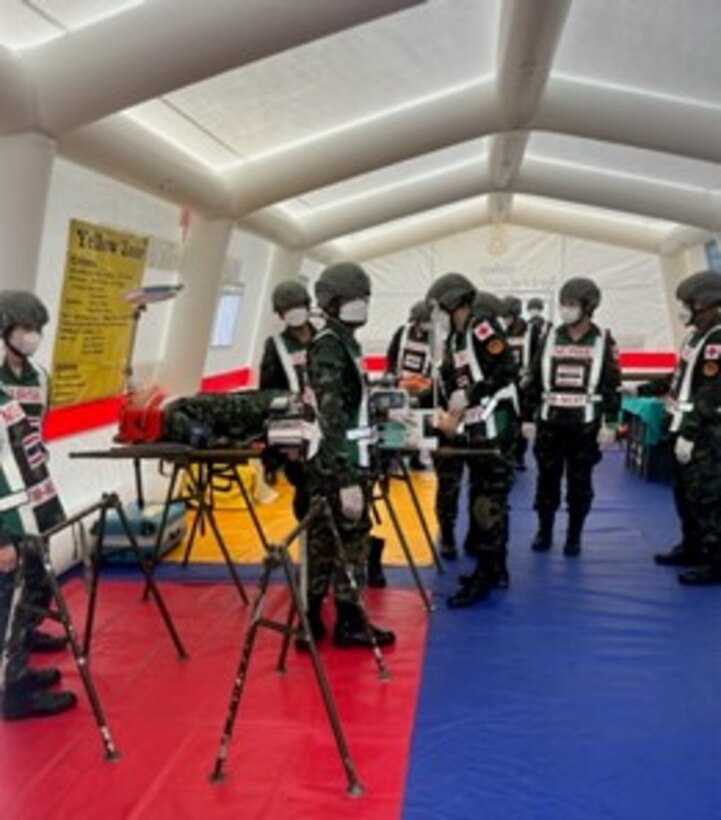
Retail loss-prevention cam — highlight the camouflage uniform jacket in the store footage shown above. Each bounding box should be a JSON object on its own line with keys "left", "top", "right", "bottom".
{"left": 442, "top": 311, "right": 519, "bottom": 439}
{"left": 505, "top": 316, "right": 528, "bottom": 372}
{"left": 667, "top": 322, "right": 721, "bottom": 441}
{"left": 0, "top": 387, "right": 64, "bottom": 536}
{"left": 305, "top": 318, "right": 369, "bottom": 487}
{"left": 0, "top": 358, "right": 50, "bottom": 435}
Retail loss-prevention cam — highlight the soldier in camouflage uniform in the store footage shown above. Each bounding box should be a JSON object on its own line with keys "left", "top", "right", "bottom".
{"left": 259, "top": 280, "right": 315, "bottom": 519}
{"left": 303, "top": 262, "right": 395, "bottom": 648}
{"left": 428, "top": 274, "right": 519, "bottom": 607}
{"left": 432, "top": 289, "right": 506, "bottom": 561}
{"left": 523, "top": 278, "right": 621, "bottom": 555}
{"left": 649, "top": 271, "right": 721, "bottom": 584}
{"left": 0, "top": 292, "right": 76, "bottom": 719}
{"left": 525, "top": 297, "right": 552, "bottom": 366}
{"left": 385, "top": 300, "right": 434, "bottom": 474}
{"left": 0, "top": 291, "right": 68, "bottom": 655}
{"left": 386, "top": 300, "right": 434, "bottom": 405}
{"left": 500, "top": 296, "right": 530, "bottom": 470}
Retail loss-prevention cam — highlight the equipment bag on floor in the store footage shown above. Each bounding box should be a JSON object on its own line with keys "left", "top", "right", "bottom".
{"left": 92, "top": 500, "right": 187, "bottom": 564}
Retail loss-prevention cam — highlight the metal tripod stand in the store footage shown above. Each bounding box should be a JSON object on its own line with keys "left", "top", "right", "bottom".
{"left": 14, "top": 493, "right": 188, "bottom": 760}
{"left": 209, "top": 497, "right": 377, "bottom": 796}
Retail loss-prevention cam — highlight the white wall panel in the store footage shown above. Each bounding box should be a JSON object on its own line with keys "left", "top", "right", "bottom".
{"left": 33, "top": 158, "right": 183, "bottom": 571}
{"left": 358, "top": 246, "right": 435, "bottom": 356}
{"left": 356, "top": 224, "right": 672, "bottom": 357}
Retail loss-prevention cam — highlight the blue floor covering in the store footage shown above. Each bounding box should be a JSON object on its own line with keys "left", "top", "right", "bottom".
{"left": 403, "top": 449, "right": 721, "bottom": 820}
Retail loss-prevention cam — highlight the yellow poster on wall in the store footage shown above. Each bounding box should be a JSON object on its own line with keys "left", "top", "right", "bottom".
{"left": 51, "top": 219, "right": 148, "bottom": 407}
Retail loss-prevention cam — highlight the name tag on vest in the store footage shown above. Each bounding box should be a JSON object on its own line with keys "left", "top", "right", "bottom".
{"left": 552, "top": 345, "right": 594, "bottom": 360}
{"left": 555, "top": 364, "right": 586, "bottom": 388}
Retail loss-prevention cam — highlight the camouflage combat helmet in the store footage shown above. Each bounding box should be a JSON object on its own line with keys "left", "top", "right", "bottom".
{"left": 559, "top": 277, "right": 601, "bottom": 314}
{"left": 315, "top": 262, "right": 371, "bottom": 311}
{"left": 527, "top": 296, "right": 544, "bottom": 312}
{"left": 676, "top": 270, "right": 721, "bottom": 310}
{"left": 426, "top": 273, "right": 476, "bottom": 313}
{"left": 271, "top": 280, "right": 310, "bottom": 314}
{"left": 409, "top": 300, "right": 431, "bottom": 323}
{"left": 501, "top": 296, "right": 523, "bottom": 318}
{"left": 472, "top": 290, "right": 504, "bottom": 318}
{"left": 0, "top": 290, "right": 49, "bottom": 334}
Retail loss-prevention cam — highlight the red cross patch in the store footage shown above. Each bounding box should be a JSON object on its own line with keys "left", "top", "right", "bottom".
{"left": 704, "top": 344, "right": 721, "bottom": 360}
{"left": 474, "top": 321, "right": 494, "bottom": 342}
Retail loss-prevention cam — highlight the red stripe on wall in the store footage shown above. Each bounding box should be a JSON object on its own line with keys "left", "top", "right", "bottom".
{"left": 43, "top": 353, "right": 676, "bottom": 442}
{"left": 45, "top": 396, "right": 125, "bottom": 441}
{"left": 618, "top": 351, "right": 677, "bottom": 369}
{"left": 365, "top": 351, "right": 678, "bottom": 373}
{"left": 200, "top": 367, "right": 252, "bottom": 393}
{"left": 44, "top": 368, "right": 254, "bottom": 441}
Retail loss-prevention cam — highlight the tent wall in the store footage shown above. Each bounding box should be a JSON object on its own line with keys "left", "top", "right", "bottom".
{"left": 358, "top": 224, "right": 674, "bottom": 357}
{"left": 31, "top": 159, "right": 277, "bottom": 571}
{"left": 20, "top": 160, "right": 711, "bottom": 573}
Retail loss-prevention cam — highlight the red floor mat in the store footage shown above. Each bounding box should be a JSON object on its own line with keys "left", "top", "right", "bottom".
{"left": 0, "top": 578, "right": 429, "bottom": 820}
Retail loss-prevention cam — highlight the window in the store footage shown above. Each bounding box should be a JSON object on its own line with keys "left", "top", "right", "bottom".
{"left": 211, "top": 284, "right": 244, "bottom": 348}
{"left": 704, "top": 239, "right": 721, "bottom": 274}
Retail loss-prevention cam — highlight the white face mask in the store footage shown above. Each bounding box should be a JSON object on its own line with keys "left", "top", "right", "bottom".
{"left": 677, "top": 305, "right": 694, "bottom": 326}
{"left": 8, "top": 328, "right": 42, "bottom": 357}
{"left": 283, "top": 306, "right": 309, "bottom": 328}
{"left": 339, "top": 297, "right": 369, "bottom": 325}
{"left": 559, "top": 305, "right": 582, "bottom": 326}
{"left": 528, "top": 309, "right": 542, "bottom": 320}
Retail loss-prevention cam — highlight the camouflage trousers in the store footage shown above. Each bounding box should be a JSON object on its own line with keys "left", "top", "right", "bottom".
{"left": 0, "top": 540, "right": 44, "bottom": 693}
{"left": 432, "top": 433, "right": 465, "bottom": 548}
{"left": 305, "top": 468, "right": 371, "bottom": 602}
{"left": 465, "top": 429, "right": 516, "bottom": 566}
{"left": 682, "top": 425, "right": 721, "bottom": 561}
{"left": 670, "top": 442, "right": 702, "bottom": 548}
{"left": 533, "top": 421, "right": 602, "bottom": 518}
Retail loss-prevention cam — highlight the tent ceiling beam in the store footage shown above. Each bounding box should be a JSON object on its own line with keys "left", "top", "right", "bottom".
{"left": 5, "top": 0, "right": 422, "bottom": 136}
{"left": 517, "top": 157, "right": 721, "bottom": 233}
{"left": 496, "top": 0, "right": 572, "bottom": 129}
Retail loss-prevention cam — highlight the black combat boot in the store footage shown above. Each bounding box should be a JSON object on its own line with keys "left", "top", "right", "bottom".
{"left": 3, "top": 687, "right": 77, "bottom": 721}
{"left": 439, "top": 521, "right": 458, "bottom": 560}
{"left": 23, "top": 667, "right": 62, "bottom": 690}
{"left": 564, "top": 510, "right": 586, "bottom": 556}
{"left": 367, "top": 536, "right": 388, "bottom": 588}
{"left": 460, "top": 552, "right": 509, "bottom": 588}
{"left": 678, "top": 559, "right": 721, "bottom": 586}
{"left": 448, "top": 560, "right": 494, "bottom": 608}
{"left": 531, "top": 511, "right": 555, "bottom": 552}
{"left": 333, "top": 600, "right": 395, "bottom": 648}
{"left": 27, "top": 629, "right": 67, "bottom": 653}
{"left": 294, "top": 594, "right": 327, "bottom": 651}
{"left": 494, "top": 552, "right": 510, "bottom": 588}
{"left": 654, "top": 543, "right": 703, "bottom": 567}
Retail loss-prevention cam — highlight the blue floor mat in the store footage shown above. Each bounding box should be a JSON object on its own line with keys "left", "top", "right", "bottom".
{"left": 404, "top": 449, "right": 721, "bottom": 820}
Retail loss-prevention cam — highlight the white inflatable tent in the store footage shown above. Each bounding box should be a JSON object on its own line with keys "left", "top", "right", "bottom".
{"left": 1, "top": 0, "right": 720, "bottom": 570}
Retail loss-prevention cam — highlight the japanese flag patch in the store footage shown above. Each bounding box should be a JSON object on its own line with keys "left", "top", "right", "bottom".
{"left": 704, "top": 344, "right": 721, "bottom": 360}
{"left": 474, "top": 321, "right": 494, "bottom": 342}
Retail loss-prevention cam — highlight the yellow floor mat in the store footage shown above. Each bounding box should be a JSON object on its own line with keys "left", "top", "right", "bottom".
{"left": 169, "top": 470, "right": 439, "bottom": 567}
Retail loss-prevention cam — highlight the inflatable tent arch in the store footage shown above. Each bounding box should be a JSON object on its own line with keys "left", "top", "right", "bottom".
{"left": 0, "top": 0, "right": 719, "bottom": 569}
